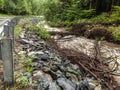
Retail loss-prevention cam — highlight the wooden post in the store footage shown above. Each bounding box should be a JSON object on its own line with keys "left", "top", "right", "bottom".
{"left": 1, "top": 39, "right": 14, "bottom": 85}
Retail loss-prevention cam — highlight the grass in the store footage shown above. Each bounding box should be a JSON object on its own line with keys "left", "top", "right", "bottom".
{"left": 0, "top": 13, "right": 14, "bottom": 17}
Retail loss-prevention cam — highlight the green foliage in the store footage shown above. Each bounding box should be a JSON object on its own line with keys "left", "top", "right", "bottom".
{"left": 14, "top": 18, "right": 28, "bottom": 39}
{"left": 29, "top": 25, "right": 51, "bottom": 40}
{"left": 109, "top": 26, "right": 120, "bottom": 42}
{"left": 16, "top": 75, "right": 30, "bottom": 88}
{"left": 78, "top": 9, "right": 95, "bottom": 18}
{"left": 3, "top": 0, "right": 16, "bottom": 14}
{"left": 109, "top": 6, "right": 120, "bottom": 23}
{"left": 113, "top": 30, "right": 120, "bottom": 42}
{"left": 0, "top": 0, "right": 4, "bottom": 10}
{"left": 25, "top": 57, "right": 33, "bottom": 67}
{"left": 16, "top": 0, "right": 32, "bottom": 15}
{"left": 24, "top": 56, "right": 34, "bottom": 72}
{"left": 0, "top": 0, "right": 45, "bottom": 15}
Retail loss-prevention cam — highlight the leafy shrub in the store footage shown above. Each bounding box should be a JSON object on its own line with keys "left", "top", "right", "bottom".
{"left": 108, "top": 6, "right": 120, "bottom": 23}
{"left": 112, "top": 30, "right": 120, "bottom": 42}
{"left": 15, "top": 25, "right": 23, "bottom": 39}
{"left": 78, "top": 9, "right": 95, "bottom": 18}
{"left": 109, "top": 26, "right": 120, "bottom": 42}
{"left": 15, "top": 18, "right": 31, "bottom": 39}
{"left": 29, "top": 25, "right": 51, "bottom": 40}
{"left": 0, "top": 0, "right": 4, "bottom": 10}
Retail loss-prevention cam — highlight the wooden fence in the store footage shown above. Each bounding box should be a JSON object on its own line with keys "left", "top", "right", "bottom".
{"left": 0, "top": 17, "right": 20, "bottom": 86}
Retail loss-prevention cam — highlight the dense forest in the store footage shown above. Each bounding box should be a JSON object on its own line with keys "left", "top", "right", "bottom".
{"left": 0, "top": 0, "right": 47, "bottom": 15}
{"left": 0, "top": 0, "right": 120, "bottom": 23}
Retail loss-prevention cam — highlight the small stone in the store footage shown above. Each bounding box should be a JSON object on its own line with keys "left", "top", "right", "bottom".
{"left": 66, "top": 66, "right": 80, "bottom": 75}
{"left": 40, "top": 54, "right": 50, "bottom": 60}
{"left": 95, "top": 84, "right": 102, "bottom": 90}
{"left": 49, "top": 82, "right": 61, "bottom": 90}
{"left": 37, "top": 76, "right": 50, "bottom": 90}
{"left": 42, "top": 66, "right": 51, "bottom": 72}
{"left": 54, "top": 56, "right": 61, "bottom": 62}
{"left": 22, "top": 44, "right": 30, "bottom": 50}
{"left": 66, "top": 72, "right": 79, "bottom": 84}
{"left": 71, "top": 64, "right": 79, "bottom": 70}
{"left": 55, "top": 70, "right": 63, "bottom": 77}
{"left": 57, "top": 78, "right": 76, "bottom": 90}
{"left": 28, "top": 51, "right": 36, "bottom": 56}
{"left": 18, "top": 51, "right": 26, "bottom": 55}
{"left": 28, "top": 51, "right": 45, "bottom": 56}
{"left": 37, "top": 74, "right": 52, "bottom": 90}
{"left": 31, "top": 62, "right": 38, "bottom": 67}
{"left": 23, "top": 72, "right": 31, "bottom": 77}
{"left": 87, "top": 78, "right": 99, "bottom": 89}
{"left": 78, "top": 79, "right": 90, "bottom": 90}
{"left": 32, "top": 70, "right": 44, "bottom": 77}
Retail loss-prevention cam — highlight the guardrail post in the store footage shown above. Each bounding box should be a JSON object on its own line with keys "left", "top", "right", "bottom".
{"left": 9, "top": 25, "right": 14, "bottom": 50}
{"left": 4, "top": 25, "right": 9, "bottom": 37}
{"left": 8, "top": 21, "right": 16, "bottom": 27}
{"left": 1, "top": 39, "right": 14, "bottom": 85}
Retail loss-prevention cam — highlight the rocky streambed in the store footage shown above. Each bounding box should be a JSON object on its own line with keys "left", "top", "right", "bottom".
{"left": 16, "top": 30, "right": 102, "bottom": 90}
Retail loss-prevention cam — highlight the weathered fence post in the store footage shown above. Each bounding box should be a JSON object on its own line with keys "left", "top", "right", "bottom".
{"left": 1, "top": 39, "right": 14, "bottom": 85}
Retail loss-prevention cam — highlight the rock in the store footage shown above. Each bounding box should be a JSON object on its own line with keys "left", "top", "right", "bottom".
{"left": 71, "top": 64, "right": 79, "bottom": 70}
{"left": 54, "top": 56, "right": 62, "bottom": 63}
{"left": 87, "top": 78, "right": 99, "bottom": 90}
{"left": 49, "top": 82, "right": 61, "bottom": 90}
{"left": 28, "top": 51, "right": 45, "bottom": 56}
{"left": 37, "top": 75, "right": 52, "bottom": 90}
{"left": 20, "top": 31, "right": 27, "bottom": 39}
{"left": 32, "top": 70, "right": 44, "bottom": 77}
{"left": 66, "top": 66, "right": 80, "bottom": 76}
{"left": 28, "top": 51, "right": 36, "bottom": 56}
{"left": 31, "top": 62, "right": 39, "bottom": 67}
{"left": 37, "top": 77, "right": 50, "bottom": 90}
{"left": 57, "top": 78, "right": 76, "bottom": 90}
{"left": 18, "top": 51, "right": 26, "bottom": 55}
{"left": 55, "top": 70, "right": 63, "bottom": 77}
{"left": 39, "top": 53, "right": 50, "bottom": 61}
{"left": 57, "top": 65, "right": 65, "bottom": 72}
{"left": 42, "top": 66, "right": 51, "bottom": 72}
{"left": 23, "top": 72, "right": 31, "bottom": 77}
{"left": 77, "top": 79, "right": 91, "bottom": 90}
{"left": 94, "top": 84, "right": 102, "bottom": 90}
{"left": 48, "top": 70, "right": 64, "bottom": 79}
{"left": 66, "top": 72, "right": 79, "bottom": 84}
{"left": 22, "top": 44, "right": 30, "bottom": 51}
{"left": 28, "top": 51, "right": 50, "bottom": 60}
